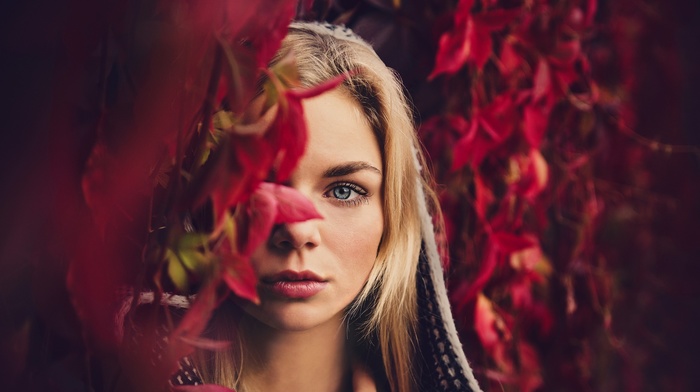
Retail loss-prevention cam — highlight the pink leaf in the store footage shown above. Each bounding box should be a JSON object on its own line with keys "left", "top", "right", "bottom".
{"left": 260, "top": 182, "right": 323, "bottom": 224}
{"left": 239, "top": 183, "right": 322, "bottom": 256}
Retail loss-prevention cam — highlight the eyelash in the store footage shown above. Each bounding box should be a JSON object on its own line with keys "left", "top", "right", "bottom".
{"left": 323, "top": 182, "right": 371, "bottom": 207}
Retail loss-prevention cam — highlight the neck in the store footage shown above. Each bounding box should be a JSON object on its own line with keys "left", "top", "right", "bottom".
{"left": 239, "top": 315, "right": 352, "bottom": 392}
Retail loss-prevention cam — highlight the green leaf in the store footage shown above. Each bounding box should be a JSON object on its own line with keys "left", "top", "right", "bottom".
{"left": 167, "top": 248, "right": 189, "bottom": 293}
{"left": 176, "top": 233, "right": 210, "bottom": 271}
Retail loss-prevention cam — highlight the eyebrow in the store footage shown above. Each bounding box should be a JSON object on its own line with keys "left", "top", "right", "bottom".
{"left": 322, "top": 161, "right": 382, "bottom": 178}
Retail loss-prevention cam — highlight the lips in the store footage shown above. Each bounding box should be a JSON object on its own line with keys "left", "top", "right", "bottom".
{"left": 260, "top": 270, "right": 328, "bottom": 299}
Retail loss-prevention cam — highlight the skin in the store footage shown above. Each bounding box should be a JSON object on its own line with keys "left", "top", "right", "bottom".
{"left": 239, "top": 88, "right": 384, "bottom": 392}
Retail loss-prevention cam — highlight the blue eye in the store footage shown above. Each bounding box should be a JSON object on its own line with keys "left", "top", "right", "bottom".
{"left": 332, "top": 186, "right": 353, "bottom": 200}
{"left": 324, "top": 182, "right": 370, "bottom": 206}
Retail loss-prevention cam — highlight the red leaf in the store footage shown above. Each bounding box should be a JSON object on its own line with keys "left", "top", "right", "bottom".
{"left": 549, "top": 35, "right": 581, "bottom": 68}
{"left": 511, "top": 149, "right": 549, "bottom": 199}
{"left": 498, "top": 38, "right": 522, "bottom": 76}
{"left": 429, "top": 21, "right": 474, "bottom": 78}
{"left": 222, "top": 253, "right": 260, "bottom": 304}
{"left": 516, "top": 342, "right": 543, "bottom": 392}
{"left": 452, "top": 95, "right": 516, "bottom": 169}
{"left": 451, "top": 120, "right": 479, "bottom": 170}
{"left": 288, "top": 72, "right": 350, "bottom": 100}
{"left": 474, "top": 293, "right": 500, "bottom": 349}
{"left": 271, "top": 98, "right": 307, "bottom": 182}
{"left": 523, "top": 103, "right": 549, "bottom": 148}
{"left": 240, "top": 184, "right": 278, "bottom": 256}
{"left": 532, "top": 58, "right": 551, "bottom": 102}
{"left": 419, "top": 115, "right": 469, "bottom": 164}
{"left": 458, "top": 240, "right": 499, "bottom": 305}
{"left": 492, "top": 232, "right": 537, "bottom": 253}
{"left": 474, "top": 293, "right": 513, "bottom": 372}
{"left": 430, "top": 4, "right": 519, "bottom": 78}
{"left": 165, "top": 280, "right": 220, "bottom": 377}
{"left": 509, "top": 275, "right": 533, "bottom": 309}
{"left": 171, "top": 281, "right": 217, "bottom": 342}
{"left": 469, "top": 21, "right": 493, "bottom": 70}
{"left": 429, "top": 0, "right": 475, "bottom": 79}
{"left": 205, "top": 155, "right": 253, "bottom": 224}
{"left": 474, "top": 174, "right": 494, "bottom": 220}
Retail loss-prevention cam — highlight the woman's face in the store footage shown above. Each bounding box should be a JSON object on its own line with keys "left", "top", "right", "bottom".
{"left": 242, "top": 88, "right": 384, "bottom": 332}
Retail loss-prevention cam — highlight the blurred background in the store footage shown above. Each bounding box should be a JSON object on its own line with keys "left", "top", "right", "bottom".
{"left": 1, "top": 0, "right": 699, "bottom": 390}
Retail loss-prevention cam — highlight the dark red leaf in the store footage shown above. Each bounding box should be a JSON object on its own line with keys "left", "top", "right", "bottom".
{"left": 584, "top": 0, "right": 598, "bottom": 28}
{"left": 473, "top": 9, "right": 521, "bottom": 30}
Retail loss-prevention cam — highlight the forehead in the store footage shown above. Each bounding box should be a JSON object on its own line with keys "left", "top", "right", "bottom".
{"left": 293, "top": 89, "right": 383, "bottom": 178}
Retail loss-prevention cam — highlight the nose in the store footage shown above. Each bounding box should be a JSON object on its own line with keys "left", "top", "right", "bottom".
{"left": 270, "top": 219, "right": 321, "bottom": 251}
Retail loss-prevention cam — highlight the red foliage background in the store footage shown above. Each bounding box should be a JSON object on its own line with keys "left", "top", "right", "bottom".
{"left": 1, "top": 0, "right": 699, "bottom": 391}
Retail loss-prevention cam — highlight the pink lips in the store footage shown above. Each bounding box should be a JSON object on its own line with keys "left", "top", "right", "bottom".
{"left": 260, "top": 270, "right": 328, "bottom": 299}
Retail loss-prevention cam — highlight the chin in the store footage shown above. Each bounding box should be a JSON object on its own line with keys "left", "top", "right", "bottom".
{"left": 240, "top": 301, "right": 346, "bottom": 332}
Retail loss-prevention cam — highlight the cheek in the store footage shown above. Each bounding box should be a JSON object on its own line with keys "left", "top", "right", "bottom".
{"left": 322, "top": 204, "right": 384, "bottom": 278}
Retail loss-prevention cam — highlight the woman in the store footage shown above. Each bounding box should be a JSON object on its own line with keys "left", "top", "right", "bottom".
{"left": 169, "top": 22, "right": 482, "bottom": 392}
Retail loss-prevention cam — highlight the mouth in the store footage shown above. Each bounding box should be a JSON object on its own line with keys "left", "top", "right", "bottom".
{"left": 260, "top": 270, "right": 328, "bottom": 299}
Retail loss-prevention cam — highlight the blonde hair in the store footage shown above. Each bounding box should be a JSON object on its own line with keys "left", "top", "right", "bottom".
{"left": 198, "top": 23, "right": 441, "bottom": 392}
